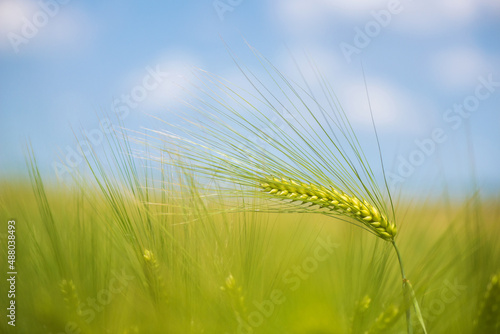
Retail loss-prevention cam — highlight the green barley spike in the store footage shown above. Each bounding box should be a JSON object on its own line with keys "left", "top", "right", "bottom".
{"left": 474, "top": 273, "right": 500, "bottom": 333}
{"left": 143, "top": 249, "right": 167, "bottom": 304}
{"left": 221, "top": 273, "right": 247, "bottom": 324}
{"left": 365, "top": 304, "right": 400, "bottom": 334}
{"left": 260, "top": 177, "right": 396, "bottom": 240}
{"left": 59, "top": 279, "right": 81, "bottom": 316}
{"left": 350, "top": 295, "right": 372, "bottom": 334}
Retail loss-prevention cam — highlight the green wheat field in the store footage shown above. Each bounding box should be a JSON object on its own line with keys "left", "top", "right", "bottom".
{"left": 1, "top": 56, "right": 499, "bottom": 334}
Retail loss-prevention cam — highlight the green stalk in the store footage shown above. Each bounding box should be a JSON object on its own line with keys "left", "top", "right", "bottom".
{"left": 392, "top": 241, "right": 427, "bottom": 334}
{"left": 392, "top": 241, "right": 412, "bottom": 334}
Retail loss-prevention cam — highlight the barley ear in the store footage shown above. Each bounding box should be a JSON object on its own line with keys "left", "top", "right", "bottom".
{"left": 349, "top": 295, "right": 371, "bottom": 334}
{"left": 59, "top": 278, "right": 89, "bottom": 333}
{"left": 221, "top": 273, "right": 247, "bottom": 326}
{"left": 474, "top": 273, "right": 500, "bottom": 332}
{"left": 260, "top": 177, "right": 396, "bottom": 240}
{"left": 59, "top": 279, "right": 81, "bottom": 317}
{"left": 142, "top": 249, "right": 167, "bottom": 304}
{"left": 365, "top": 304, "right": 400, "bottom": 334}
{"left": 122, "top": 325, "right": 139, "bottom": 334}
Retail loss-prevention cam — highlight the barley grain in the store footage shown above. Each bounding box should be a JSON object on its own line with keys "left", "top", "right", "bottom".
{"left": 260, "top": 176, "right": 396, "bottom": 240}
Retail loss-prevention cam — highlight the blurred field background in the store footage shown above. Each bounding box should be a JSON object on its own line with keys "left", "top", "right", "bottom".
{"left": 0, "top": 138, "right": 499, "bottom": 333}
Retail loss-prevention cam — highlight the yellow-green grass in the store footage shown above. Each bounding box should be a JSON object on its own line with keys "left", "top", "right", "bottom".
{"left": 1, "top": 177, "right": 498, "bottom": 333}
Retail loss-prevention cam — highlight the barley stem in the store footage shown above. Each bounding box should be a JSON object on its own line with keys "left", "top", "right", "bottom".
{"left": 392, "top": 241, "right": 427, "bottom": 334}
{"left": 392, "top": 241, "right": 412, "bottom": 334}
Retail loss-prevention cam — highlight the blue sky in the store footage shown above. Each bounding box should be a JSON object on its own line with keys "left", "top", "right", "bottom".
{"left": 1, "top": 0, "right": 499, "bottom": 196}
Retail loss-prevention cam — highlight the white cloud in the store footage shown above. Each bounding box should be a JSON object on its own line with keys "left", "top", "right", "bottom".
{"left": 275, "top": 0, "right": 500, "bottom": 35}
{"left": 276, "top": 0, "right": 389, "bottom": 23}
{"left": 0, "top": 1, "right": 34, "bottom": 31}
{"left": 396, "top": 0, "right": 477, "bottom": 35}
{"left": 145, "top": 54, "right": 202, "bottom": 111}
{"left": 275, "top": 45, "right": 343, "bottom": 84}
{"left": 0, "top": 0, "right": 92, "bottom": 54}
{"left": 430, "top": 47, "right": 492, "bottom": 90}
{"left": 267, "top": 47, "right": 431, "bottom": 136}
{"left": 319, "top": 0, "right": 394, "bottom": 13}
{"left": 39, "top": 7, "right": 94, "bottom": 53}
{"left": 338, "top": 78, "right": 430, "bottom": 134}
{"left": 117, "top": 52, "right": 201, "bottom": 114}
{"left": 0, "top": 0, "right": 36, "bottom": 51}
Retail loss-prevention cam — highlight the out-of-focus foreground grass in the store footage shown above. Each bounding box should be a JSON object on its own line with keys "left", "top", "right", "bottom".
{"left": 0, "top": 161, "right": 498, "bottom": 333}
